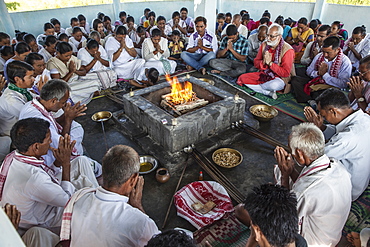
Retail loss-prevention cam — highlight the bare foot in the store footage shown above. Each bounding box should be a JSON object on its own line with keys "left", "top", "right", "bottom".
{"left": 186, "top": 65, "right": 194, "bottom": 71}
{"left": 211, "top": 70, "right": 221, "bottom": 74}
{"left": 199, "top": 68, "right": 206, "bottom": 75}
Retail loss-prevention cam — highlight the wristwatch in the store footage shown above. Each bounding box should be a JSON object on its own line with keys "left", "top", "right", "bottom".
{"left": 357, "top": 97, "right": 366, "bottom": 103}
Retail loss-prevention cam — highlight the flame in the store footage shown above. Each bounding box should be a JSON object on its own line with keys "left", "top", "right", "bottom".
{"left": 165, "top": 74, "right": 194, "bottom": 105}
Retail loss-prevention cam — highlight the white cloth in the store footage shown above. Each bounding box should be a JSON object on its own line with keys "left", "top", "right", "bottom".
{"left": 0, "top": 88, "right": 29, "bottom": 136}
{"left": 0, "top": 207, "right": 26, "bottom": 246}
{"left": 307, "top": 52, "right": 352, "bottom": 89}
{"left": 301, "top": 41, "right": 320, "bottom": 65}
{"left": 0, "top": 56, "right": 6, "bottom": 72}
{"left": 166, "top": 19, "right": 187, "bottom": 38}
{"left": 105, "top": 36, "right": 145, "bottom": 79}
{"left": 65, "top": 27, "right": 87, "bottom": 37}
{"left": 123, "top": 23, "right": 138, "bottom": 38}
{"left": 323, "top": 110, "right": 370, "bottom": 200}
{"left": 69, "top": 186, "right": 160, "bottom": 247}
{"left": 360, "top": 228, "right": 370, "bottom": 247}
{"left": 186, "top": 29, "right": 218, "bottom": 54}
{"left": 151, "top": 25, "right": 172, "bottom": 36}
{"left": 343, "top": 34, "right": 370, "bottom": 69}
{"left": 22, "top": 227, "right": 60, "bottom": 247}
{"left": 36, "top": 34, "right": 47, "bottom": 46}
{"left": 0, "top": 151, "right": 75, "bottom": 232}
{"left": 38, "top": 48, "right": 53, "bottom": 63}
{"left": 245, "top": 77, "right": 285, "bottom": 96}
{"left": 34, "top": 69, "right": 51, "bottom": 89}
{"left": 291, "top": 155, "right": 351, "bottom": 246}
{"left": 69, "top": 36, "right": 86, "bottom": 52}
{"left": 0, "top": 136, "right": 11, "bottom": 161}
{"left": 221, "top": 24, "right": 248, "bottom": 38}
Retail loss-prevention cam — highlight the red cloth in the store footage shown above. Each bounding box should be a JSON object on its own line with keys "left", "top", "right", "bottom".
{"left": 237, "top": 44, "right": 294, "bottom": 85}
{"left": 174, "top": 181, "right": 234, "bottom": 229}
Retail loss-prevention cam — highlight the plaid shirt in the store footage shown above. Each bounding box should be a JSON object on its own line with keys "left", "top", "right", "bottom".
{"left": 220, "top": 35, "right": 248, "bottom": 61}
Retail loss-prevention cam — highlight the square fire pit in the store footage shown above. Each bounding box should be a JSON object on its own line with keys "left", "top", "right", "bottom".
{"left": 122, "top": 76, "right": 246, "bottom": 152}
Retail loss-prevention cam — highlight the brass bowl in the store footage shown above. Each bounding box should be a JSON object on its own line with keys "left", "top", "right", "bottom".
{"left": 249, "top": 104, "right": 278, "bottom": 122}
{"left": 139, "top": 155, "right": 158, "bottom": 174}
{"left": 91, "top": 111, "right": 113, "bottom": 122}
{"left": 212, "top": 148, "right": 243, "bottom": 168}
{"left": 198, "top": 78, "right": 215, "bottom": 85}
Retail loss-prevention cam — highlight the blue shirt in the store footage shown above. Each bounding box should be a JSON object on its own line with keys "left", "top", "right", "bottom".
{"left": 219, "top": 35, "right": 248, "bottom": 62}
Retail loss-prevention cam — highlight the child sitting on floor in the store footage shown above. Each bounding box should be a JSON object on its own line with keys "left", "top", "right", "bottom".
{"left": 168, "top": 30, "right": 184, "bottom": 61}
{"left": 128, "top": 67, "right": 159, "bottom": 88}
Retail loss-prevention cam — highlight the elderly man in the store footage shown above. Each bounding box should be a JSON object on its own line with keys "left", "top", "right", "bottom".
{"left": 291, "top": 36, "right": 352, "bottom": 103}
{"left": 105, "top": 25, "right": 145, "bottom": 80}
{"left": 0, "top": 118, "right": 79, "bottom": 234}
{"left": 247, "top": 25, "right": 268, "bottom": 71}
{"left": 0, "top": 61, "right": 35, "bottom": 137}
{"left": 221, "top": 14, "right": 248, "bottom": 39}
{"left": 60, "top": 145, "right": 160, "bottom": 246}
{"left": 304, "top": 88, "right": 370, "bottom": 201}
{"left": 237, "top": 23, "right": 295, "bottom": 98}
{"left": 19, "top": 79, "right": 101, "bottom": 186}
{"left": 274, "top": 122, "right": 352, "bottom": 246}
{"left": 181, "top": 16, "right": 218, "bottom": 75}
{"left": 209, "top": 25, "right": 248, "bottom": 78}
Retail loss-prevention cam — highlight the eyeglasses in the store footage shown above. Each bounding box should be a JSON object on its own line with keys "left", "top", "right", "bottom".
{"left": 267, "top": 34, "right": 280, "bottom": 39}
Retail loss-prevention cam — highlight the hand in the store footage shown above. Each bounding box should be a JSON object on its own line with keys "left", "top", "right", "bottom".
{"left": 304, "top": 106, "right": 324, "bottom": 129}
{"left": 274, "top": 146, "right": 295, "bottom": 178}
{"left": 348, "top": 42, "right": 355, "bottom": 50}
{"left": 197, "top": 38, "right": 203, "bottom": 48}
{"left": 37, "top": 75, "right": 48, "bottom": 93}
{"left": 3, "top": 204, "right": 21, "bottom": 230}
{"left": 63, "top": 101, "right": 87, "bottom": 120}
{"left": 263, "top": 51, "right": 272, "bottom": 65}
{"left": 107, "top": 24, "right": 112, "bottom": 31}
{"left": 348, "top": 76, "right": 364, "bottom": 99}
{"left": 297, "top": 35, "right": 304, "bottom": 42}
{"left": 0, "top": 74, "right": 7, "bottom": 92}
{"left": 227, "top": 39, "right": 233, "bottom": 51}
{"left": 51, "top": 134, "right": 76, "bottom": 167}
{"left": 68, "top": 60, "right": 76, "bottom": 73}
{"left": 129, "top": 176, "right": 145, "bottom": 212}
{"left": 154, "top": 43, "right": 161, "bottom": 51}
{"left": 312, "top": 47, "right": 319, "bottom": 57}
{"left": 120, "top": 38, "right": 126, "bottom": 49}
{"left": 93, "top": 50, "right": 101, "bottom": 60}
{"left": 318, "top": 61, "right": 328, "bottom": 76}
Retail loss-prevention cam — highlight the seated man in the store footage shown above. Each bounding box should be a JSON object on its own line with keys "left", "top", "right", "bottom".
{"left": 0, "top": 61, "right": 35, "bottom": 136}
{"left": 105, "top": 25, "right": 145, "bottom": 80}
{"left": 235, "top": 184, "right": 307, "bottom": 247}
{"left": 291, "top": 36, "right": 352, "bottom": 103}
{"left": 167, "top": 11, "right": 187, "bottom": 39}
{"left": 146, "top": 230, "right": 195, "bottom": 247}
{"left": 247, "top": 25, "right": 267, "bottom": 66}
{"left": 304, "top": 88, "right": 370, "bottom": 201}
{"left": 221, "top": 14, "right": 248, "bottom": 39}
{"left": 274, "top": 122, "right": 352, "bottom": 246}
{"left": 60, "top": 145, "right": 160, "bottom": 246}
{"left": 77, "top": 39, "right": 117, "bottom": 89}
{"left": 19, "top": 79, "right": 101, "bottom": 185}
{"left": 0, "top": 118, "right": 78, "bottom": 234}
{"left": 209, "top": 24, "right": 248, "bottom": 78}
{"left": 237, "top": 23, "right": 295, "bottom": 98}
{"left": 181, "top": 16, "right": 218, "bottom": 75}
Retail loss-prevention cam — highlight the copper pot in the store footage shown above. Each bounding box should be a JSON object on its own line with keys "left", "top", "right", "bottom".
{"left": 156, "top": 168, "right": 170, "bottom": 183}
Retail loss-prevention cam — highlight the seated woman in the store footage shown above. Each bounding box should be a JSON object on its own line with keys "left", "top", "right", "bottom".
{"left": 25, "top": 52, "right": 50, "bottom": 95}
{"left": 38, "top": 35, "right": 57, "bottom": 63}
{"left": 0, "top": 46, "right": 14, "bottom": 75}
{"left": 58, "top": 33, "right": 69, "bottom": 43}
{"left": 23, "top": 33, "right": 42, "bottom": 53}
{"left": 50, "top": 18, "right": 65, "bottom": 35}
{"left": 331, "top": 21, "right": 347, "bottom": 48}
{"left": 46, "top": 42, "right": 100, "bottom": 104}
{"left": 103, "top": 16, "right": 115, "bottom": 36}
{"left": 343, "top": 25, "right": 370, "bottom": 71}
{"left": 69, "top": 27, "right": 86, "bottom": 53}
{"left": 143, "top": 11, "right": 157, "bottom": 32}
{"left": 138, "top": 28, "right": 176, "bottom": 80}
{"left": 286, "top": 17, "right": 314, "bottom": 63}
{"left": 3, "top": 41, "right": 31, "bottom": 81}
{"left": 81, "top": 31, "right": 105, "bottom": 48}
{"left": 36, "top": 22, "right": 55, "bottom": 47}
{"left": 77, "top": 39, "right": 117, "bottom": 89}
{"left": 130, "top": 25, "right": 150, "bottom": 57}
{"left": 92, "top": 18, "right": 106, "bottom": 41}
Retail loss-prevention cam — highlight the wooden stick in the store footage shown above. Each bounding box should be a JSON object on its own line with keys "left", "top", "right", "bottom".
{"left": 161, "top": 156, "right": 189, "bottom": 229}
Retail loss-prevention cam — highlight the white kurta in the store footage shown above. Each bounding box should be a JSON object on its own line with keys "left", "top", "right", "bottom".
{"left": 69, "top": 36, "right": 87, "bottom": 52}
{"left": 137, "top": 37, "right": 176, "bottom": 80}
{"left": 221, "top": 24, "right": 248, "bottom": 38}
{"left": 293, "top": 155, "right": 352, "bottom": 246}
{"left": 69, "top": 186, "right": 160, "bottom": 247}
{"left": 324, "top": 110, "right": 370, "bottom": 201}
{"left": 0, "top": 88, "right": 29, "bottom": 135}
{"left": 166, "top": 19, "right": 187, "bottom": 38}
{"left": 38, "top": 48, "right": 54, "bottom": 63}
{"left": 105, "top": 36, "right": 145, "bottom": 79}
{"left": 77, "top": 46, "right": 117, "bottom": 89}
{"left": 0, "top": 151, "right": 75, "bottom": 232}
{"left": 343, "top": 34, "right": 370, "bottom": 69}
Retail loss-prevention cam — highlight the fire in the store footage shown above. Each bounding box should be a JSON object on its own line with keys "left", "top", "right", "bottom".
{"left": 165, "top": 74, "right": 194, "bottom": 105}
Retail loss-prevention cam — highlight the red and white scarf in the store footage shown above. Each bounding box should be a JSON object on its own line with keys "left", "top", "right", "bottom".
{"left": 60, "top": 187, "right": 96, "bottom": 241}
{"left": 304, "top": 48, "right": 344, "bottom": 95}
{"left": 259, "top": 38, "right": 285, "bottom": 83}
{"left": 0, "top": 151, "right": 59, "bottom": 200}
{"left": 31, "top": 98, "right": 63, "bottom": 134}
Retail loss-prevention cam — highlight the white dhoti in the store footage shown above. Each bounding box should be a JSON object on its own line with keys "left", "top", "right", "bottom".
{"left": 245, "top": 77, "right": 285, "bottom": 96}
{"left": 69, "top": 156, "right": 100, "bottom": 189}
{"left": 68, "top": 74, "right": 100, "bottom": 105}
{"left": 136, "top": 58, "right": 177, "bottom": 81}
{"left": 113, "top": 58, "right": 145, "bottom": 79}
{"left": 21, "top": 227, "right": 60, "bottom": 247}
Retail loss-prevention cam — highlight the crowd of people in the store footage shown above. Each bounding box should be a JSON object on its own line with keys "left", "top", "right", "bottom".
{"left": 0, "top": 5, "right": 369, "bottom": 247}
